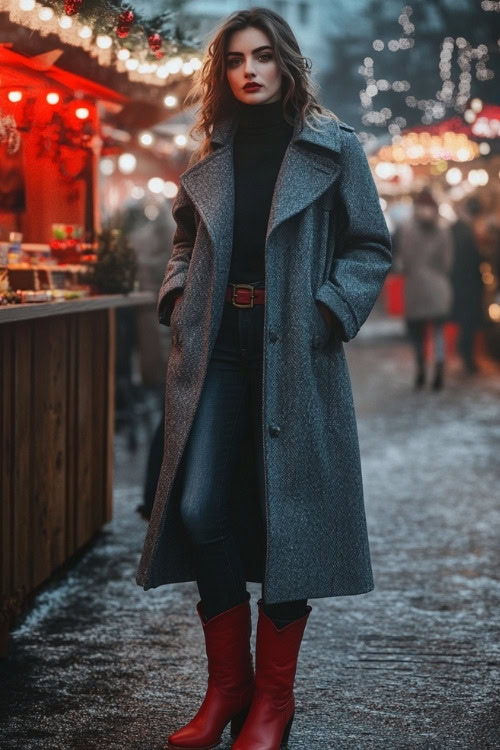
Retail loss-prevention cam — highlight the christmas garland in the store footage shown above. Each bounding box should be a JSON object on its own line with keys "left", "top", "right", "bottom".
{"left": 41, "top": 0, "right": 199, "bottom": 60}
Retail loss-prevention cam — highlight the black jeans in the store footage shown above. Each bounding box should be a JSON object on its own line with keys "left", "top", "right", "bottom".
{"left": 178, "top": 279, "right": 309, "bottom": 626}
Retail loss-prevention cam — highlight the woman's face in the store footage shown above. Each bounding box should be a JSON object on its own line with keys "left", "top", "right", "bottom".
{"left": 225, "top": 26, "right": 282, "bottom": 105}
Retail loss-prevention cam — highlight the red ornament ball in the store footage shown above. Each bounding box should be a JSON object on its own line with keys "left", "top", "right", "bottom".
{"left": 116, "top": 25, "right": 130, "bottom": 39}
{"left": 148, "top": 33, "right": 162, "bottom": 52}
{"left": 154, "top": 50, "right": 165, "bottom": 60}
{"left": 118, "top": 10, "right": 134, "bottom": 26}
{"left": 64, "top": 0, "right": 83, "bottom": 15}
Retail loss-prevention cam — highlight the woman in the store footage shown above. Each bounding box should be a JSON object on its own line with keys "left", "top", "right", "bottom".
{"left": 396, "top": 189, "right": 454, "bottom": 391}
{"left": 136, "top": 8, "right": 392, "bottom": 749}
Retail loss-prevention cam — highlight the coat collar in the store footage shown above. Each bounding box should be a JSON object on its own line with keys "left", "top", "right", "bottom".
{"left": 209, "top": 110, "right": 342, "bottom": 154}
{"left": 179, "top": 112, "right": 343, "bottom": 269}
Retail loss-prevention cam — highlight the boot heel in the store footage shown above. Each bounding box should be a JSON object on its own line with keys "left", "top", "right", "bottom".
{"left": 230, "top": 705, "right": 250, "bottom": 738}
{"left": 281, "top": 711, "right": 294, "bottom": 746}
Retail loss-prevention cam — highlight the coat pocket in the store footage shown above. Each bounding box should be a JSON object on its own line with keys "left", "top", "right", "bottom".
{"left": 311, "top": 298, "right": 332, "bottom": 349}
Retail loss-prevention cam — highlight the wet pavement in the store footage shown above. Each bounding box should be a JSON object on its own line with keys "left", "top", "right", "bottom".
{"left": 1, "top": 320, "right": 500, "bottom": 749}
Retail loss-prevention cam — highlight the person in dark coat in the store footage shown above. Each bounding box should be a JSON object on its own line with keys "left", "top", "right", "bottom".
{"left": 136, "top": 8, "right": 392, "bottom": 750}
{"left": 450, "top": 197, "right": 484, "bottom": 373}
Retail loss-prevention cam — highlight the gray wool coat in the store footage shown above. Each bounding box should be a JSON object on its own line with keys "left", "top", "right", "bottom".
{"left": 136, "top": 111, "right": 393, "bottom": 604}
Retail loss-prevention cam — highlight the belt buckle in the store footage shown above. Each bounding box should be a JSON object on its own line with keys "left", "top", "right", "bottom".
{"left": 231, "top": 283, "right": 255, "bottom": 308}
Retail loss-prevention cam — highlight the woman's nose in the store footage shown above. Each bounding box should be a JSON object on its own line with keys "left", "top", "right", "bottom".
{"left": 244, "top": 59, "right": 256, "bottom": 75}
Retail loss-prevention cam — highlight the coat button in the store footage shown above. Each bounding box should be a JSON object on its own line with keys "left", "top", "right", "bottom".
{"left": 268, "top": 423, "right": 281, "bottom": 437}
{"left": 171, "top": 332, "right": 178, "bottom": 346}
{"left": 269, "top": 327, "right": 278, "bottom": 342}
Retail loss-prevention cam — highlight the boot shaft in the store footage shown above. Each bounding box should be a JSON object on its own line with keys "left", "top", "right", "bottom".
{"left": 197, "top": 593, "right": 254, "bottom": 691}
{"left": 254, "top": 599, "right": 311, "bottom": 695}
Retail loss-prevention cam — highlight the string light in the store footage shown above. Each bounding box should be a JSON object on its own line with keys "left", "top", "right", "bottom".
{"left": 75, "top": 107, "right": 89, "bottom": 119}
{"left": 139, "top": 132, "right": 154, "bottom": 146}
{"left": 100, "top": 158, "right": 115, "bottom": 176}
{"left": 377, "top": 131, "right": 479, "bottom": 164}
{"left": 166, "top": 57, "right": 183, "bottom": 74}
{"left": 96, "top": 35, "right": 112, "bottom": 49}
{"left": 46, "top": 92, "right": 59, "bottom": 104}
{"left": 131, "top": 186, "right": 145, "bottom": 200}
{"left": 489, "top": 304, "right": 500, "bottom": 322}
{"left": 164, "top": 95, "right": 177, "bottom": 108}
{"left": 163, "top": 181, "right": 178, "bottom": 199}
{"left": 8, "top": 91, "right": 23, "bottom": 102}
{"left": 472, "top": 116, "right": 500, "bottom": 138}
{"left": 2, "top": 0, "right": 202, "bottom": 91}
{"left": 446, "top": 167, "right": 463, "bottom": 185}
{"left": 78, "top": 26, "right": 92, "bottom": 39}
{"left": 118, "top": 153, "right": 136, "bottom": 174}
{"left": 147, "top": 177, "right": 165, "bottom": 194}
{"left": 360, "top": 5, "right": 496, "bottom": 138}
{"left": 467, "top": 168, "right": 489, "bottom": 185}
{"left": 156, "top": 65, "right": 169, "bottom": 79}
{"left": 58, "top": 15, "right": 72, "bottom": 29}
{"left": 38, "top": 6, "right": 53, "bottom": 21}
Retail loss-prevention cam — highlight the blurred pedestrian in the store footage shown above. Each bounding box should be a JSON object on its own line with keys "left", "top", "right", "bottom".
{"left": 396, "top": 189, "right": 454, "bottom": 390}
{"left": 450, "top": 197, "right": 484, "bottom": 373}
{"left": 136, "top": 8, "right": 392, "bottom": 750}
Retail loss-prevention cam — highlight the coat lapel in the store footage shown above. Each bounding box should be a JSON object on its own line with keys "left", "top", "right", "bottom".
{"left": 179, "top": 112, "right": 343, "bottom": 263}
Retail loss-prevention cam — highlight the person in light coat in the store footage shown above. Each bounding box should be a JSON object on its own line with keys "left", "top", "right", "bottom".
{"left": 395, "top": 189, "right": 454, "bottom": 390}
{"left": 135, "top": 8, "right": 392, "bottom": 749}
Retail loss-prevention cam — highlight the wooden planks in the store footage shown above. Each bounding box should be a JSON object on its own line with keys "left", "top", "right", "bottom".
{"left": 0, "top": 309, "right": 116, "bottom": 656}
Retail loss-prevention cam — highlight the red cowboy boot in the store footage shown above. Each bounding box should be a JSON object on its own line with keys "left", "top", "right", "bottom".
{"left": 231, "top": 598, "right": 312, "bottom": 749}
{"left": 166, "top": 592, "right": 255, "bottom": 749}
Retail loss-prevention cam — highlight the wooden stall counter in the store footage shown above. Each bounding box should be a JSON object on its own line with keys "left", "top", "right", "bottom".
{"left": 0, "top": 291, "right": 155, "bottom": 656}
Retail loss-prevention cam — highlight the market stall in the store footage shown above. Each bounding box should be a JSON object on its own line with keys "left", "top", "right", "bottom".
{"left": 0, "top": 291, "right": 152, "bottom": 655}
{"left": 0, "top": 39, "right": 162, "bottom": 654}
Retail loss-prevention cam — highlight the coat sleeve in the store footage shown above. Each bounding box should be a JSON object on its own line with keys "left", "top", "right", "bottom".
{"left": 158, "top": 182, "right": 197, "bottom": 327}
{"left": 314, "top": 130, "right": 393, "bottom": 342}
{"left": 158, "top": 149, "right": 201, "bottom": 326}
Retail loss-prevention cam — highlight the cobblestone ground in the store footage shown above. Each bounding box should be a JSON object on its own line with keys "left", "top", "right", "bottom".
{"left": 1, "top": 321, "right": 499, "bottom": 750}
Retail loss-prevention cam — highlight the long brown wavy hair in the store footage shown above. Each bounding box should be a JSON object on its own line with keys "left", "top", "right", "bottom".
{"left": 182, "top": 6, "right": 339, "bottom": 162}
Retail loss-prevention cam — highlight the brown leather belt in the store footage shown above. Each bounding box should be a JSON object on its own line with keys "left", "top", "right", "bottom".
{"left": 225, "top": 283, "right": 265, "bottom": 308}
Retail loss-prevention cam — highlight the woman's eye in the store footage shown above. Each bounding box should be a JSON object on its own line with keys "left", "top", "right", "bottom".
{"left": 228, "top": 54, "right": 273, "bottom": 67}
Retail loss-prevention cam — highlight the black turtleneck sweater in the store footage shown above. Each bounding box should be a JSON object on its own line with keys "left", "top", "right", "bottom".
{"left": 228, "top": 97, "right": 294, "bottom": 284}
